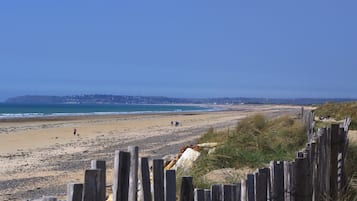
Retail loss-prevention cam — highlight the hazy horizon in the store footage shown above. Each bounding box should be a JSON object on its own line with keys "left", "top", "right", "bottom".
{"left": 1, "top": 1, "right": 356, "bottom": 101}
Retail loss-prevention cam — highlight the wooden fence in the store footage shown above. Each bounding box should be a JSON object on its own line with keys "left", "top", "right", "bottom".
{"left": 41, "top": 111, "right": 351, "bottom": 201}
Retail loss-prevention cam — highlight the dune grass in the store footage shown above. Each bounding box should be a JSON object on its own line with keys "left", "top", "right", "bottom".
{"left": 183, "top": 104, "right": 357, "bottom": 199}
{"left": 190, "top": 114, "right": 306, "bottom": 188}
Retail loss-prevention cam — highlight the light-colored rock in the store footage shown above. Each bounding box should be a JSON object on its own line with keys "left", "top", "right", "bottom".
{"left": 172, "top": 148, "right": 200, "bottom": 170}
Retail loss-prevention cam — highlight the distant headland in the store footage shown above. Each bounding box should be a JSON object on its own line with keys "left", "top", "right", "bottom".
{"left": 4, "top": 94, "right": 357, "bottom": 105}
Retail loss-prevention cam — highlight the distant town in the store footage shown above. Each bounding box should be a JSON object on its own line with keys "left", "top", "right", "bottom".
{"left": 4, "top": 94, "right": 357, "bottom": 105}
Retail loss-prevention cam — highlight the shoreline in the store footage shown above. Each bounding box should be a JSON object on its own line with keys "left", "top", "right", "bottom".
{"left": 0, "top": 104, "right": 304, "bottom": 200}
{"left": 0, "top": 103, "right": 308, "bottom": 122}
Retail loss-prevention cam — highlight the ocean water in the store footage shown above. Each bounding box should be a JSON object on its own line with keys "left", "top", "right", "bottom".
{"left": 0, "top": 103, "right": 212, "bottom": 119}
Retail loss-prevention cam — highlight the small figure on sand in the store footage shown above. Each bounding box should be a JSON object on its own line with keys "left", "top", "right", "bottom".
{"left": 171, "top": 121, "right": 181, "bottom": 126}
{"left": 73, "top": 128, "right": 77, "bottom": 136}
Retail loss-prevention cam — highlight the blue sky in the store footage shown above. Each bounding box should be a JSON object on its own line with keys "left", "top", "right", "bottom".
{"left": 1, "top": 1, "right": 356, "bottom": 101}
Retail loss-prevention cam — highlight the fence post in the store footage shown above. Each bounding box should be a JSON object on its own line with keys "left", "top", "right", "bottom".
{"left": 232, "top": 184, "right": 238, "bottom": 201}
{"left": 128, "top": 146, "right": 139, "bottom": 201}
{"left": 269, "top": 161, "right": 274, "bottom": 200}
{"left": 330, "top": 124, "right": 339, "bottom": 200}
{"left": 153, "top": 159, "right": 164, "bottom": 201}
{"left": 258, "top": 167, "right": 271, "bottom": 200}
{"left": 91, "top": 160, "right": 106, "bottom": 201}
{"left": 204, "top": 189, "right": 212, "bottom": 201}
{"left": 283, "top": 161, "right": 291, "bottom": 201}
{"left": 67, "top": 183, "right": 83, "bottom": 201}
{"left": 223, "top": 185, "right": 233, "bottom": 201}
{"left": 289, "top": 162, "right": 295, "bottom": 201}
{"left": 255, "top": 170, "right": 267, "bottom": 201}
{"left": 317, "top": 128, "right": 328, "bottom": 198}
{"left": 83, "top": 169, "right": 101, "bottom": 201}
{"left": 113, "top": 151, "right": 131, "bottom": 201}
{"left": 326, "top": 127, "right": 332, "bottom": 196}
{"left": 247, "top": 174, "right": 255, "bottom": 201}
{"left": 234, "top": 183, "right": 241, "bottom": 201}
{"left": 180, "top": 177, "right": 194, "bottom": 201}
{"left": 140, "top": 157, "right": 152, "bottom": 201}
{"left": 271, "top": 161, "right": 284, "bottom": 201}
{"left": 338, "top": 126, "right": 348, "bottom": 198}
{"left": 294, "top": 156, "right": 311, "bottom": 201}
{"left": 309, "top": 141, "right": 318, "bottom": 201}
{"left": 241, "top": 180, "right": 247, "bottom": 201}
{"left": 165, "top": 170, "right": 176, "bottom": 201}
{"left": 211, "top": 184, "right": 222, "bottom": 201}
{"left": 195, "top": 189, "right": 205, "bottom": 201}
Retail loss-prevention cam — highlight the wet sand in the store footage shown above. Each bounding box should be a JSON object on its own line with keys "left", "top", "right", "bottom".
{"left": 0, "top": 104, "right": 303, "bottom": 200}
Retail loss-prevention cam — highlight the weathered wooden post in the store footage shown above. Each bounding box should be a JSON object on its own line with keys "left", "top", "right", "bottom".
{"left": 255, "top": 170, "right": 267, "bottom": 201}
{"left": 83, "top": 169, "right": 101, "bottom": 201}
{"left": 305, "top": 145, "right": 313, "bottom": 199}
{"left": 204, "top": 189, "right": 211, "bottom": 201}
{"left": 67, "top": 183, "right": 83, "bottom": 201}
{"left": 317, "top": 128, "right": 328, "bottom": 198}
{"left": 294, "top": 155, "right": 311, "bottom": 201}
{"left": 247, "top": 174, "right": 255, "bottom": 201}
{"left": 231, "top": 184, "right": 238, "bottom": 201}
{"left": 326, "top": 127, "right": 332, "bottom": 196}
{"left": 258, "top": 168, "right": 271, "bottom": 200}
{"left": 113, "top": 151, "right": 131, "bottom": 201}
{"left": 283, "top": 161, "right": 291, "bottom": 201}
{"left": 272, "top": 161, "right": 284, "bottom": 201}
{"left": 91, "top": 160, "right": 106, "bottom": 201}
{"left": 223, "top": 185, "right": 233, "bottom": 201}
{"left": 314, "top": 130, "right": 322, "bottom": 201}
{"left": 338, "top": 126, "right": 348, "bottom": 198}
{"left": 140, "top": 157, "right": 152, "bottom": 201}
{"left": 195, "top": 189, "right": 205, "bottom": 201}
{"left": 180, "top": 176, "right": 194, "bottom": 201}
{"left": 289, "top": 161, "right": 295, "bottom": 201}
{"left": 241, "top": 180, "right": 247, "bottom": 201}
{"left": 330, "top": 124, "right": 339, "bottom": 200}
{"left": 165, "top": 170, "right": 176, "bottom": 201}
{"left": 128, "top": 146, "right": 139, "bottom": 201}
{"left": 233, "top": 183, "right": 241, "bottom": 201}
{"left": 269, "top": 161, "right": 274, "bottom": 200}
{"left": 309, "top": 141, "right": 318, "bottom": 201}
{"left": 153, "top": 159, "right": 164, "bottom": 201}
{"left": 300, "top": 107, "right": 304, "bottom": 120}
{"left": 211, "top": 184, "right": 222, "bottom": 201}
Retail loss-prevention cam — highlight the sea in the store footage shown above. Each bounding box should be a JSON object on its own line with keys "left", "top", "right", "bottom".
{"left": 0, "top": 103, "right": 213, "bottom": 119}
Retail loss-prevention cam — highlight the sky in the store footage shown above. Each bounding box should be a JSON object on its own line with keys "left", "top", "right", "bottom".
{"left": 0, "top": 1, "right": 356, "bottom": 101}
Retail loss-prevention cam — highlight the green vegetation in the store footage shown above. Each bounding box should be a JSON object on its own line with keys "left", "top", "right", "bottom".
{"left": 314, "top": 102, "right": 357, "bottom": 130}
{"left": 190, "top": 114, "right": 306, "bottom": 188}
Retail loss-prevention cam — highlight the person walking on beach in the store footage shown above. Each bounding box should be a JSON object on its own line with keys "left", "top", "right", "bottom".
{"left": 73, "top": 128, "right": 77, "bottom": 136}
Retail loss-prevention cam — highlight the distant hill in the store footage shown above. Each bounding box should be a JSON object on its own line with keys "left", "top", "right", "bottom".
{"left": 4, "top": 94, "right": 357, "bottom": 105}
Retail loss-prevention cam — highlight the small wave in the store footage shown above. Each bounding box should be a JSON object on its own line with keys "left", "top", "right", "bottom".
{"left": 0, "top": 107, "right": 215, "bottom": 119}
{"left": 0, "top": 113, "right": 46, "bottom": 119}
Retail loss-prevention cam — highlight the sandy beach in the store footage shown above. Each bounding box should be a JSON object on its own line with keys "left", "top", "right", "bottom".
{"left": 0, "top": 104, "right": 303, "bottom": 200}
